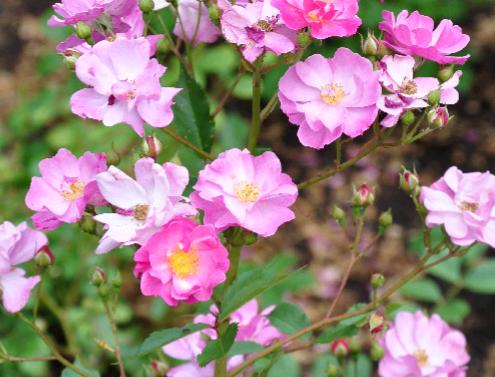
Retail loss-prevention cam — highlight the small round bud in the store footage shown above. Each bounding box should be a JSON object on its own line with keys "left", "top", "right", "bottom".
{"left": 111, "top": 272, "right": 122, "bottom": 288}
{"left": 352, "top": 184, "right": 375, "bottom": 208}
{"left": 91, "top": 268, "right": 106, "bottom": 287}
{"left": 376, "top": 40, "right": 392, "bottom": 58}
{"left": 297, "top": 31, "right": 311, "bottom": 48}
{"left": 369, "top": 312, "right": 385, "bottom": 334}
{"left": 361, "top": 33, "right": 378, "bottom": 56}
{"left": 378, "top": 209, "right": 393, "bottom": 234}
{"left": 331, "top": 205, "right": 346, "bottom": 226}
{"left": 139, "top": 0, "right": 155, "bottom": 13}
{"left": 370, "top": 342, "right": 385, "bottom": 361}
{"left": 156, "top": 39, "right": 169, "bottom": 55}
{"left": 75, "top": 22, "right": 92, "bottom": 40}
{"left": 208, "top": 4, "right": 220, "bottom": 25}
{"left": 142, "top": 135, "right": 162, "bottom": 159}
{"left": 399, "top": 169, "right": 420, "bottom": 196}
{"left": 243, "top": 231, "right": 258, "bottom": 246}
{"left": 370, "top": 273, "right": 385, "bottom": 289}
{"left": 330, "top": 339, "right": 349, "bottom": 358}
{"left": 349, "top": 338, "right": 360, "bottom": 354}
{"left": 151, "top": 360, "right": 170, "bottom": 376}
{"left": 427, "top": 89, "right": 441, "bottom": 106}
{"left": 35, "top": 246, "right": 55, "bottom": 268}
{"left": 80, "top": 214, "right": 97, "bottom": 235}
{"left": 400, "top": 110, "right": 415, "bottom": 127}
{"left": 62, "top": 51, "right": 79, "bottom": 70}
{"left": 326, "top": 364, "right": 339, "bottom": 377}
{"left": 427, "top": 107, "right": 449, "bottom": 128}
{"left": 106, "top": 148, "right": 120, "bottom": 166}
{"left": 438, "top": 65, "right": 454, "bottom": 82}
{"left": 98, "top": 284, "right": 111, "bottom": 298}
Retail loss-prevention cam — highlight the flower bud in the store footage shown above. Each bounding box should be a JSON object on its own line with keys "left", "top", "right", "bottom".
{"left": 400, "top": 110, "right": 415, "bottom": 127}
{"left": 378, "top": 209, "right": 393, "bottom": 234}
{"left": 370, "top": 273, "right": 385, "bottom": 289}
{"left": 399, "top": 169, "right": 420, "bottom": 196}
{"left": 156, "top": 39, "right": 169, "bottom": 55}
{"left": 208, "top": 4, "right": 220, "bottom": 26}
{"left": 352, "top": 184, "right": 375, "bottom": 208}
{"left": 139, "top": 0, "right": 155, "bottom": 13}
{"left": 361, "top": 33, "right": 378, "bottom": 56}
{"left": 91, "top": 268, "right": 106, "bottom": 287}
{"left": 106, "top": 148, "right": 120, "bottom": 166}
{"left": 62, "top": 51, "right": 79, "bottom": 70}
{"left": 427, "top": 107, "right": 450, "bottom": 128}
{"left": 151, "top": 360, "right": 169, "bottom": 376}
{"left": 330, "top": 339, "right": 349, "bottom": 358}
{"left": 35, "top": 246, "right": 55, "bottom": 268}
{"left": 326, "top": 365, "right": 339, "bottom": 377}
{"left": 142, "top": 135, "right": 162, "bottom": 159}
{"left": 98, "top": 284, "right": 111, "bottom": 298}
{"left": 438, "top": 65, "right": 454, "bottom": 82}
{"left": 369, "top": 312, "right": 385, "bottom": 334}
{"left": 331, "top": 205, "right": 345, "bottom": 226}
{"left": 376, "top": 40, "right": 392, "bottom": 58}
{"left": 243, "top": 230, "right": 258, "bottom": 246}
{"left": 111, "top": 271, "right": 122, "bottom": 288}
{"left": 297, "top": 31, "right": 311, "bottom": 48}
{"left": 80, "top": 214, "right": 97, "bottom": 234}
{"left": 349, "top": 338, "right": 360, "bottom": 354}
{"left": 427, "top": 89, "right": 441, "bottom": 106}
{"left": 75, "top": 22, "right": 92, "bottom": 40}
{"left": 370, "top": 342, "right": 385, "bottom": 361}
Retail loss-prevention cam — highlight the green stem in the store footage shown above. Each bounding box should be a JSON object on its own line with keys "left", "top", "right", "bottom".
{"left": 260, "top": 93, "right": 279, "bottom": 122}
{"left": 212, "top": 68, "right": 246, "bottom": 118}
{"left": 225, "top": 243, "right": 242, "bottom": 289}
{"left": 103, "top": 301, "right": 127, "bottom": 377}
{"left": 247, "top": 60, "right": 263, "bottom": 153}
{"left": 162, "top": 127, "right": 214, "bottom": 160}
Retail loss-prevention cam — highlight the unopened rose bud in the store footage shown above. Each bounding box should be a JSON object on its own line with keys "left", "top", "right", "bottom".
{"left": 297, "top": 31, "right": 311, "bottom": 48}
{"left": 75, "top": 22, "right": 91, "bottom": 40}
{"left": 106, "top": 148, "right": 120, "bottom": 166}
{"left": 139, "top": 0, "right": 155, "bottom": 13}
{"left": 438, "top": 65, "right": 454, "bottom": 82}
{"left": 399, "top": 169, "right": 420, "bottom": 196}
{"left": 326, "top": 364, "right": 339, "bottom": 377}
{"left": 427, "top": 107, "right": 450, "bottom": 128}
{"left": 91, "top": 268, "right": 106, "bottom": 287}
{"left": 143, "top": 135, "right": 162, "bottom": 159}
{"left": 156, "top": 39, "right": 169, "bottom": 55}
{"left": 376, "top": 40, "right": 392, "bottom": 58}
{"left": 35, "top": 246, "right": 55, "bottom": 268}
{"left": 80, "top": 214, "right": 97, "bottom": 234}
{"left": 427, "top": 89, "right": 441, "bottom": 106}
{"left": 331, "top": 205, "right": 345, "bottom": 226}
{"left": 370, "top": 273, "right": 385, "bottom": 289}
{"left": 330, "top": 339, "right": 349, "bottom": 358}
{"left": 400, "top": 110, "right": 415, "bottom": 126}
{"left": 352, "top": 184, "right": 375, "bottom": 208}
{"left": 369, "top": 312, "right": 385, "bottom": 334}
{"left": 378, "top": 209, "right": 393, "bottom": 234}
{"left": 151, "top": 360, "right": 169, "bottom": 376}
{"left": 208, "top": 4, "right": 220, "bottom": 25}
{"left": 349, "top": 338, "right": 360, "bottom": 354}
{"left": 361, "top": 33, "right": 378, "bottom": 56}
{"left": 98, "top": 284, "right": 111, "bottom": 298}
{"left": 111, "top": 272, "right": 122, "bottom": 288}
{"left": 62, "top": 51, "right": 79, "bottom": 70}
{"left": 243, "top": 230, "right": 258, "bottom": 246}
{"left": 370, "top": 342, "right": 385, "bottom": 361}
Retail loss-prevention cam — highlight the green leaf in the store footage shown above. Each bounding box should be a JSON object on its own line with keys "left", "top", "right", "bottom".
{"left": 138, "top": 323, "right": 208, "bottom": 355}
{"left": 345, "top": 354, "right": 372, "bottom": 377}
{"left": 435, "top": 298, "right": 471, "bottom": 325}
{"left": 173, "top": 67, "right": 215, "bottom": 153}
{"left": 315, "top": 324, "right": 358, "bottom": 344}
{"left": 427, "top": 252, "right": 462, "bottom": 284}
{"left": 267, "top": 355, "right": 301, "bottom": 377}
{"left": 61, "top": 360, "right": 100, "bottom": 377}
{"left": 310, "top": 354, "right": 339, "bottom": 377}
{"left": 197, "top": 323, "right": 238, "bottom": 367}
{"left": 464, "top": 259, "right": 495, "bottom": 294}
{"left": 268, "top": 303, "right": 310, "bottom": 336}
{"left": 228, "top": 341, "right": 264, "bottom": 356}
{"left": 399, "top": 278, "right": 443, "bottom": 302}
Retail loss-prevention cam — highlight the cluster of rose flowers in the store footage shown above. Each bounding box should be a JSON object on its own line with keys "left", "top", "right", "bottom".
{"left": 1, "top": 0, "right": 490, "bottom": 375}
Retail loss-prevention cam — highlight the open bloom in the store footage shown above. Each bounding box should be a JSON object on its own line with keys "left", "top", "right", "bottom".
{"left": 134, "top": 217, "right": 229, "bottom": 306}
{"left": 173, "top": 0, "right": 220, "bottom": 45}
{"left": 94, "top": 158, "right": 196, "bottom": 254}
{"left": 379, "top": 10, "right": 470, "bottom": 65}
{"left": 218, "top": 0, "right": 297, "bottom": 63}
{"left": 379, "top": 311, "right": 469, "bottom": 377}
{"left": 191, "top": 148, "right": 298, "bottom": 237}
{"left": 0, "top": 222, "right": 47, "bottom": 313}
{"left": 278, "top": 48, "right": 381, "bottom": 148}
{"left": 420, "top": 166, "right": 495, "bottom": 247}
{"left": 25, "top": 148, "right": 107, "bottom": 231}
{"left": 71, "top": 37, "right": 181, "bottom": 136}
{"left": 271, "top": 0, "right": 361, "bottom": 40}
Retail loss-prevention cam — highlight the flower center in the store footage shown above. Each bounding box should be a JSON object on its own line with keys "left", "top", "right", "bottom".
{"left": 133, "top": 204, "right": 150, "bottom": 221}
{"left": 256, "top": 20, "right": 274, "bottom": 32}
{"left": 414, "top": 349, "right": 429, "bottom": 367}
{"left": 61, "top": 180, "right": 85, "bottom": 201}
{"left": 235, "top": 182, "right": 261, "bottom": 203}
{"left": 459, "top": 201, "right": 479, "bottom": 213}
{"left": 168, "top": 245, "right": 199, "bottom": 279}
{"left": 307, "top": 10, "right": 321, "bottom": 21}
{"left": 401, "top": 78, "right": 417, "bottom": 95}
{"left": 320, "top": 83, "right": 345, "bottom": 105}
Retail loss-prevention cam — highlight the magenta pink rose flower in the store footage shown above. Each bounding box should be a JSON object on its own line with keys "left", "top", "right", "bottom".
{"left": 190, "top": 148, "right": 298, "bottom": 237}
{"left": 70, "top": 37, "right": 181, "bottom": 136}
{"left": 218, "top": 0, "right": 297, "bottom": 63}
{"left": 173, "top": 0, "right": 220, "bottom": 45}
{"left": 25, "top": 148, "right": 107, "bottom": 231}
{"left": 133, "top": 217, "right": 230, "bottom": 306}
{"left": 271, "top": 0, "right": 361, "bottom": 40}
{"left": 278, "top": 48, "right": 381, "bottom": 148}
{"left": 420, "top": 166, "right": 495, "bottom": 247}
{"left": 0, "top": 221, "right": 47, "bottom": 313}
{"left": 379, "top": 10, "right": 470, "bottom": 65}
{"left": 94, "top": 158, "right": 196, "bottom": 254}
{"left": 379, "top": 311, "right": 469, "bottom": 377}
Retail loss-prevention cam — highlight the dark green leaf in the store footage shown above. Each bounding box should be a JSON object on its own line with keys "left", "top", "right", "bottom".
{"left": 228, "top": 341, "right": 264, "bottom": 356}
{"left": 267, "top": 355, "right": 301, "bottom": 377}
{"left": 315, "top": 324, "right": 358, "bottom": 344}
{"left": 399, "top": 278, "right": 443, "bottom": 302}
{"left": 310, "top": 354, "right": 339, "bottom": 377}
{"left": 464, "top": 260, "right": 495, "bottom": 294}
{"left": 345, "top": 354, "right": 372, "bottom": 377}
{"left": 61, "top": 360, "right": 100, "bottom": 377}
{"left": 197, "top": 323, "right": 238, "bottom": 367}
{"left": 435, "top": 299, "right": 471, "bottom": 325}
{"left": 268, "top": 303, "right": 310, "bottom": 337}
{"left": 138, "top": 323, "right": 208, "bottom": 355}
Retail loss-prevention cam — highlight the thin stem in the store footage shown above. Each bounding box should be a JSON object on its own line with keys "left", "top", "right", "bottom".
{"left": 225, "top": 243, "right": 242, "bottom": 289}
{"left": 212, "top": 68, "right": 246, "bottom": 118}
{"left": 155, "top": 13, "right": 191, "bottom": 72}
{"left": 162, "top": 127, "right": 214, "bottom": 160}
{"left": 4, "top": 355, "right": 58, "bottom": 362}
{"left": 172, "top": 4, "right": 195, "bottom": 77}
{"left": 103, "top": 301, "right": 127, "bottom": 377}
{"left": 335, "top": 139, "right": 342, "bottom": 167}
{"left": 247, "top": 59, "right": 263, "bottom": 153}
{"left": 190, "top": 0, "right": 202, "bottom": 46}
{"left": 260, "top": 93, "right": 279, "bottom": 122}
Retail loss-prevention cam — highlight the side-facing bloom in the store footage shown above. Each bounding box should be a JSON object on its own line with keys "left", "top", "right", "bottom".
{"left": 25, "top": 148, "right": 107, "bottom": 230}
{"left": 173, "top": 0, "right": 220, "bottom": 45}
{"left": 0, "top": 222, "right": 47, "bottom": 313}
{"left": 71, "top": 37, "right": 181, "bottom": 136}
{"left": 191, "top": 148, "right": 298, "bottom": 237}
{"left": 278, "top": 48, "right": 381, "bottom": 148}
{"left": 218, "top": 0, "right": 297, "bottom": 63}
{"left": 379, "top": 10, "right": 470, "bottom": 65}
{"left": 133, "top": 217, "right": 229, "bottom": 306}
{"left": 379, "top": 311, "right": 469, "bottom": 377}
{"left": 271, "top": 0, "right": 361, "bottom": 40}
{"left": 94, "top": 158, "right": 196, "bottom": 254}
{"left": 420, "top": 166, "right": 495, "bottom": 247}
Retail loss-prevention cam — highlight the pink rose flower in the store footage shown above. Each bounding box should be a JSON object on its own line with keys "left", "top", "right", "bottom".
{"left": 70, "top": 37, "right": 181, "bottom": 136}
{"left": 271, "top": 0, "right": 361, "bottom": 40}
{"left": 133, "top": 217, "right": 230, "bottom": 306}
{"left": 190, "top": 148, "right": 298, "bottom": 237}
{"left": 173, "top": 0, "right": 220, "bottom": 45}
{"left": 0, "top": 221, "right": 47, "bottom": 313}
{"left": 379, "top": 311, "right": 469, "bottom": 377}
{"left": 94, "top": 158, "right": 196, "bottom": 254}
{"left": 440, "top": 70, "right": 462, "bottom": 105}
{"left": 420, "top": 166, "right": 495, "bottom": 247}
{"left": 218, "top": 0, "right": 297, "bottom": 63}
{"left": 379, "top": 10, "right": 470, "bottom": 65}
{"left": 278, "top": 48, "right": 381, "bottom": 148}
{"left": 25, "top": 148, "right": 107, "bottom": 231}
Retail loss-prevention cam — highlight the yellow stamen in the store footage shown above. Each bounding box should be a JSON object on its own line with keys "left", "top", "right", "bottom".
{"left": 133, "top": 204, "right": 150, "bottom": 221}
{"left": 235, "top": 182, "right": 260, "bottom": 203}
{"left": 61, "top": 180, "right": 85, "bottom": 201}
{"left": 414, "top": 349, "right": 429, "bottom": 367}
{"left": 168, "top": 246, "right": 199, "bottom": 279}
{"left": 459, "top": 201, "right": 478, "bottom": 213}
{"left": 320, "top": 83, "right": 346, "bottom": 105}
{"left": 401, "top": 78, "right": 417, "bottom": 95}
